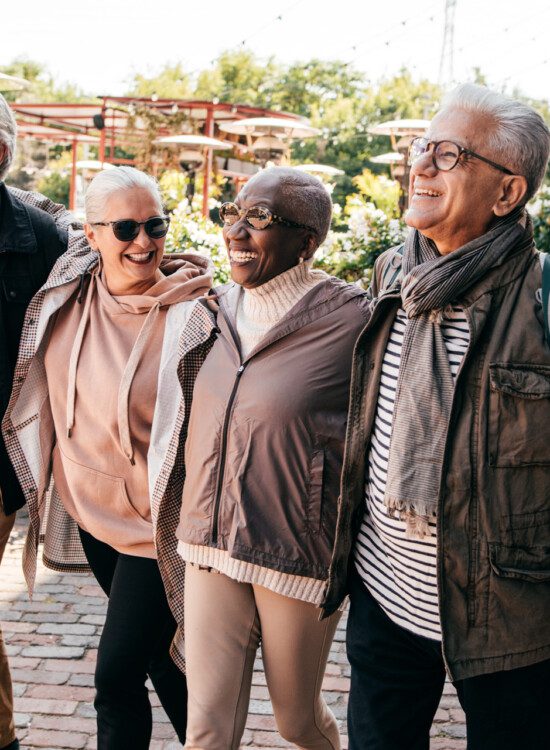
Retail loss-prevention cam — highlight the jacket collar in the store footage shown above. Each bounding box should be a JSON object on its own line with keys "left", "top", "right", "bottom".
{"left": 0, "top": 182, "right": 38, "bottom": 255}
{"left": 216, "top": 277, "right": 366, "bottom": 362}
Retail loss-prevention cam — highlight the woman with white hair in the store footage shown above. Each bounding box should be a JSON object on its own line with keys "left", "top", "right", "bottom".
{"left": 176, "top": 166, "right": 370, "bottom": 749}
{"left": 3, "top": 166, "right": 216, "bottom": 748}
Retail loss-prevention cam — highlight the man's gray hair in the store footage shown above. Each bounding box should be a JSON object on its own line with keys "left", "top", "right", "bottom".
{"left": 0, "top": 94, "right": 17, "bottom": 182}
{"left": 246, "top": 166, "right": 333, "bottom": 244}
{"left": 85, "top": 166, "right": 163, "bottom": 223}
{"left": 440, "top": 83, "right": 550, "bottom": 202}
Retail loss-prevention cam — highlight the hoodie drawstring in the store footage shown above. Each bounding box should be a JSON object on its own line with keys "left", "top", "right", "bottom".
{"left": 117, "top": 302, "right": 161, "bottom": 465}
{"left": 67, "top": 276, "right": 161, "bottom": 465}
{"left": 66, "top": 275, "right": 95, "bottom": 438}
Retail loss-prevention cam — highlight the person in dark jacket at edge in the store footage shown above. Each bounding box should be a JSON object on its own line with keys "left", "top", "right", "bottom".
{"left": 337, "top": 84, "right": 550, "bottom": 750}
{"left": 0, "top": 94, "right": 67, "bottom": 750}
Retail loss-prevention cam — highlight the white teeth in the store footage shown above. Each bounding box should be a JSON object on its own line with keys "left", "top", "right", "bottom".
{"left": 126, "top": 252, "right": 151, "bottom": 261}
{"left": 230, "top": 251, "right": 258, "bottom": 261}
{"left": 415, "top": 188, "right": 441, "bottom": 197}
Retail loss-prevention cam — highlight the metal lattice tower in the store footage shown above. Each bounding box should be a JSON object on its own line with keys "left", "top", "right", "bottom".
{"left": 438, "top": 0, "right": 458, "bottom": 85}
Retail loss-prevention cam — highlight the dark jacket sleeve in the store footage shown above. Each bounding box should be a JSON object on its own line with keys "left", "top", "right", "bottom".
{"left": 0, "top": 198, "right": 67, "bottom": 515}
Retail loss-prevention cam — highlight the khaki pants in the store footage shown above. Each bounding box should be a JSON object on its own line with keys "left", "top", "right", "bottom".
{"left": 184, "top": 565, "right": 341, "bottom": 750}
{"left": 0, "top": 510, "right": 16, "bottom": 748}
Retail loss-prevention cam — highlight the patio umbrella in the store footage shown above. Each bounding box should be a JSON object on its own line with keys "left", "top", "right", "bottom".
{"left": 0, "top": 72, "right": 29, "bottom": 92}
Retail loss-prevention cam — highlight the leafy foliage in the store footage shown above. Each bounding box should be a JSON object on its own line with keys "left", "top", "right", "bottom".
{"left": 194, "top": 50, "right": 279, "bottom": 107}
{"left": 0, "top": 57, "right": 92, "bottom": 103}
{"left": 35, "top": 171, "right": 70, "bottom": 207}
{"left": 530, "top": 186, "right": 550, "bottom": 253}
{"left": 352, "top": 169, "right": 401, "bottom": 218}
{"left": 126, "top": 63, "right": 192, "bottom": 99}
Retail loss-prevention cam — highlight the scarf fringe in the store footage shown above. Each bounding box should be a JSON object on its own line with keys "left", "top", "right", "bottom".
{"left": 385, "top": 495, "right": 436, "bottom": 540}
{"left": 428, "top": 304, "right": 454, "bottom": 324}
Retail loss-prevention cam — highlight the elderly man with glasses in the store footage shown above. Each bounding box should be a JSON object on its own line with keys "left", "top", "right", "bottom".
{"left": 0, "top": 95, "right": 71, "bottom": 750}
{"left": 321, "top": 84, "right": 550, "bottom": 749}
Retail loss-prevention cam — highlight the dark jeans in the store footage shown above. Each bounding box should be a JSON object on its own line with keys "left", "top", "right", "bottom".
{"left": 78, "top": 528, "right": 187, "bottom": 749}
{"left": 346, "top": 567, "right": 550, "bottom": 750}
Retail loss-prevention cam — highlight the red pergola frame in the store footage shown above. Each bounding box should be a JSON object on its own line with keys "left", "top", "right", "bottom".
{"left": 11, "top": 98, "right": 302, "bottom": 215}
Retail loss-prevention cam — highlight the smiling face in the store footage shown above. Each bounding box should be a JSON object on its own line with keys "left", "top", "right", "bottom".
{"left": 222, "top": 172, "right": 317, "bottom": 289}
{"left": 84, "top": 187, "right": 165, "bottom": 295}
{"left": 406, "top": 108, "right": 515, "bottom": 254}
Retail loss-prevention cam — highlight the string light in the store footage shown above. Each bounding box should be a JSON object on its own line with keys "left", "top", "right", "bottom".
{"left": 139, "top": 1, "right": 549, "bottom": 104}
{"left": 238, "top": 0, "right": 306, "bottom": 48}
{"left": 335, "top": 0, "right": 442, "bottom": 62}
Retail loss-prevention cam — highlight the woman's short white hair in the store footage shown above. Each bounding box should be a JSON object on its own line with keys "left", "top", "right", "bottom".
{"left": 0, "top": 94, "right": 17, "bottom": 182}
{"left": 85, "top": 166, "right": 163, "bottom": 223}
{"left": 440, "top": 83, "right": 550, "bottom": 202}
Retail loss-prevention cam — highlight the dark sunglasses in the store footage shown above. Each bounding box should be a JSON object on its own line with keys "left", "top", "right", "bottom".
{"left": 220, "top": 202, "right": 317, "bottom": 234}
{"left": 91, "top": 216, "right": 171, "bottom": 242}
{"left": 408, "top": 137, "right": 514, "bottom": 175}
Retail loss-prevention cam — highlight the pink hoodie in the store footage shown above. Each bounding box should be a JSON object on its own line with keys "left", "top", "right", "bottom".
{"left": 44, "top": 254, "right": 211, "bottom": 557}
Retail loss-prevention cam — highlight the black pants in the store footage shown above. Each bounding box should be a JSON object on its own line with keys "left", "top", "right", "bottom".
{"left": 78, "top": 528, "right": 187, "bottom": 749}
{"left": 346, "top": 568, "right": 550, "bottom": 750}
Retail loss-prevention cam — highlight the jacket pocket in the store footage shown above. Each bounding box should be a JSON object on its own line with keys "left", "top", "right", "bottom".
{"left": 488, "top": 363, "right": 550, "bottom": 467}
{"left": 489, "top": 542, "right": 550, "bottom": 583}
{"left": 305, "top": 447, "right": 325, "bottom": 534}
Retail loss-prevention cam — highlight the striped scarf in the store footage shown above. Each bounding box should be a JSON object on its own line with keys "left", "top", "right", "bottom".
{"left": 384, "top": 208, "right": 534, "bottom": 538}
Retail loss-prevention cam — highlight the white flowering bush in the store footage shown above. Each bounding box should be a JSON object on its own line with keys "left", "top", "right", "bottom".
{"left": 164, "top": 198, "right": 230, "bottom": 284}
{"left": 315, "top": 197, "right": 407, "bottom": 287}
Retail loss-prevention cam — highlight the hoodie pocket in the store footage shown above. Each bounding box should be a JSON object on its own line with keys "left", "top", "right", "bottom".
{"left": 53, "top": 447, "right": 151, "bottom": 548}
{"left": 488, "top": 364, "right": 550, "bottom": 467}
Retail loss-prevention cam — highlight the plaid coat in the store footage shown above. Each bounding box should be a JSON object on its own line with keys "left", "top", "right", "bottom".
{"left": 2, "top": 190, "right": 216, "bottom": 670}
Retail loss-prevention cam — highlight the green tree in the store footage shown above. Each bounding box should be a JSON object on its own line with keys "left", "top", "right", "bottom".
{"left": 0, "top": 57, "right": 91, "bottom": 102}
{"left": 269, "top": 59, "right": 365, "bottom": 117}
{"left": 126, "top": 63, "right": 193, "bottom": 99}
{"left": 193, "top": 50, "right": 280, "bottom": 107}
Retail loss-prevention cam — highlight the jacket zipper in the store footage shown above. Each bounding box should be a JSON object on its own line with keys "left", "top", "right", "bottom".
{"left": 211, "top": 362, "right": 246, "bottom": 544}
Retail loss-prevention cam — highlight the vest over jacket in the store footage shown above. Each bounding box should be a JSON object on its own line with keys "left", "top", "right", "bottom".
{"left": 0, "top": 184, "right": 67, "bottom": 515}
{"left": 324, "top": 241, "right": 550, "bottom": 681}
{"left": 2, "top": 231, "right": 216, "bottom": 672}
{"left": 177, "top": 278, "right": 370, "bottom": 588}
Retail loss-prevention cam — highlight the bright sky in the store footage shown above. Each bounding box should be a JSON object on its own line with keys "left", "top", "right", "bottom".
{"left": 5, "top": 0, "right": 550, "bottom": 102}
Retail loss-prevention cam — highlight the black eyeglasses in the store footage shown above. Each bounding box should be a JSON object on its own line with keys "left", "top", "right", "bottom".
{"left": 220, "top": 202, "right": 317, "bottom": 234}
{"left": 408, "top": 137, "right": 514, "bottom": 175}
{"left": 91, "top": 216, "right": 170, "bottom": 242}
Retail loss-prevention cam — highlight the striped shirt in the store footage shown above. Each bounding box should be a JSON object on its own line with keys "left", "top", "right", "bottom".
{"left": 355, "top": 306, "right": 470, "bottom": 640}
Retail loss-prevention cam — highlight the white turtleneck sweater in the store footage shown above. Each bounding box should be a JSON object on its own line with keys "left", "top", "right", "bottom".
{"left": 234, "top": 261, "right": 328, "bottom": 357}
{"left": 179, "top": 261, "right": 333, "bottom": 605}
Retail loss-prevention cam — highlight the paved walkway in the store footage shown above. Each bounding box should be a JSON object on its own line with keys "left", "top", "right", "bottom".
{"left": 1, "top": 512, "right": 467, "bottom": 749}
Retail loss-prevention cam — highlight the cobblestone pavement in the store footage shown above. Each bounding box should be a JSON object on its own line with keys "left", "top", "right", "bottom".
{"left": 0, "top": 513, "right": 467, "bottom": 749}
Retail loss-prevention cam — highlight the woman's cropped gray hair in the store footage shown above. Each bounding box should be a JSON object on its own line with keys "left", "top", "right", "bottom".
{"left": 441, "top": 83, "right": 550, "bottom": 202}
{"left": 0, "top": 94, "right": 17, "bottom": 182}
{"left": 85, "top": 166, "right": 163, "bottom": 223}
{"left": 249, "top": 167, "right": 333, "bottom": 244}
